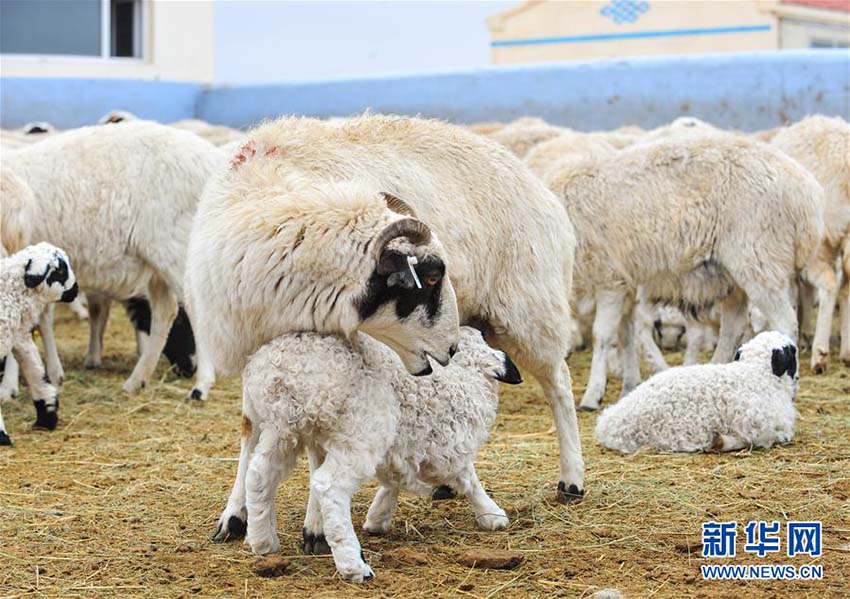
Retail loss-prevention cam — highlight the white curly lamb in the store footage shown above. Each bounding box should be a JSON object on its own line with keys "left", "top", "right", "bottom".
{"left": 595, "top": 331, "right": 798, "bottom": 455}
{"left": 0, "top": 243, "right": 78, "bottom": 445}
{"left": 211, "top": 327, "right": 522, "bottom": 582}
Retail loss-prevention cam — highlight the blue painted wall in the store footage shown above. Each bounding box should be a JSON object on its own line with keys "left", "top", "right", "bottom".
{"left": 198, "top": 50, "right": 850, "bottom": 131}
{"left": 0, "top": 78, "right": 200, "bottom": 129}
{"left": 2, "top": 50, "right": 848, "bottom": 131}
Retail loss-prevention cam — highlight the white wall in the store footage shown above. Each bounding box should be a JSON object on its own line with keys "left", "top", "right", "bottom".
{"left": 213, "top": 0, "right": 514, "bottom": 83}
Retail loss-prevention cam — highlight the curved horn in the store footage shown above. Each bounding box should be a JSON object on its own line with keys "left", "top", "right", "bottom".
{"left": 372, "top": 218, "right": 432, "bottom": 259}
{"left": 381, "top": 192, "right": 417, "bottom": 217}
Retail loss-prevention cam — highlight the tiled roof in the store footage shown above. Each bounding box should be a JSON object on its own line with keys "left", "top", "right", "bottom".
{"left": 782, "top": 0, "right": 850, "bottom": 12}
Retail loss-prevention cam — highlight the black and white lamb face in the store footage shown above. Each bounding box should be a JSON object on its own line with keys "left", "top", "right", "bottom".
{"left": 733, "top": 331, "right": 798, "bottom": 383}
{"left": 23, "top": 242, "right": 78, "bottom": 304}
{"left": 356, "top": 221, "right": 460, "bottom": 377}
{"left": 451, "top": 327, "right": 523, "bottom": 384}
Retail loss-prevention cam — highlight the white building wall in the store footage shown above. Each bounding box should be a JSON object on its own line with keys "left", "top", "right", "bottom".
{"left": 212, "top": 0, "right": 514, "bottom": 83}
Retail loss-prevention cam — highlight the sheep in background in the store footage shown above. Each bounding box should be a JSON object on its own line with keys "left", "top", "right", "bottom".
{"left": 486, "top": 117, "right": 567, "bottom": 158}
{"left": 212, "top": 327, "right": 521, "bottom": 582}
{"left": 541, "top": 134, "right": 822, "bottom": 411}
{"left": 170, "top": 119, "right": 245, "bottom": 146}
{"left": 5, "top": 121, "right": 224, "bottom": 394}
{"left": 98, "top": 110, "right": 137, "bottom": 124}
{"left": 0, "top": 243, "right": 78, "bottom": 445}
{"left": 595, "top": 331, "right": 798, "bottom": 454}
{"left": 771, "top": 115, "right": 850, "bottom": 372}
{"left": 639, "top": 116, "right": 723, "bottom": 144}
{"left": 98, "top": 111, "right": 244, "bottom": 146}
{"left": 0, "top": 121, "right": 58, "bottom": 152}
{"left": 467, "top": 121, "right": 507, "bottom": 135}
{"left": 187, "top": 114, "right": 586, "bottom": 501}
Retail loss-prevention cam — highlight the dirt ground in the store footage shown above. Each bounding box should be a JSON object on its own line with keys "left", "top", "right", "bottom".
{"left": 1, "top": 307, "right": 848, "bottom": 598}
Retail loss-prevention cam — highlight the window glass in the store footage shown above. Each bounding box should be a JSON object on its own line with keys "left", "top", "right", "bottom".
{"left": 0, "top": 0, "right": 101, "bottom": 56}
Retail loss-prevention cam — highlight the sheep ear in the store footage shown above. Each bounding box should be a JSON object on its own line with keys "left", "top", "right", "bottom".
{"left": 23, "top": 259, "right": 46, "bottom": 288}
{"left": 771, "top": 345, "right": 797, "bottom": 378}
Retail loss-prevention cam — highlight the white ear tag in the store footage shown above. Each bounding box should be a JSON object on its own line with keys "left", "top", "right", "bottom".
{"left": 407, "top": 255, "right": 422, "bottom": 289}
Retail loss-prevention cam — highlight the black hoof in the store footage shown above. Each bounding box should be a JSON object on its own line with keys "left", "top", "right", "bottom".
{"left": 363, "top": 572, "right": 374, "bottom": 581}
{"left": 32, "top": 399, "right": 58, "bottom": 431}
{"left": 302, "top": 528, "right": 331, "bottom": 555}
{"left": 0, "top": 431, "right": 11, "bottom": 446}
{"left": 190, "top": 388, "right": 203, "bottom": 401}
{"left": 577, "top": 405, "right": 598, "bottom": 412}
{"left": 557, "top": 481, "right": 585, "bottom": 504}
{"left": 211, "top": 515, "right": 247, "bottom": 542}
{"left": 431, "top": 485, "right": 457, "bottom": 501}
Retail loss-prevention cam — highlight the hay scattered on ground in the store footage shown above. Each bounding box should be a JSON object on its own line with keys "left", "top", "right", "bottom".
{"left": 1, "top": 307, "right": 848, "bottom": 598}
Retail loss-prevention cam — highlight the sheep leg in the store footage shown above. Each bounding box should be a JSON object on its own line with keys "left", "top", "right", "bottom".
{"left": 805, "top": 244, "right": 840, "bottom": 374}
{"left": 122, "top": 276, "right": 177, "bottom": 393}
{"left": 579, "top": 290, "right": 626, "bottom": 411}
{"left": 0, "top": 402, "right": 9, "bottom": 446}
{"left": 798, "top": 279, "right": 816, "bottom": 349}
{"left": 710, "top": 433, "right": 748, "bottom": 453}
{"left": 0, "top": 354, "right": 19, "bottom": 403}
{"left": 491, "top": 318, "right": 585, "bottom": 501}
{"left": 638, "top": 323, "right": 668, "bottom": 373}
{"left": 363, "top": 485, "right": 400, "bottom": 536}
{"left": 211, "top": 414, "right": 260, "bottom": 543}
{"left": 244, "top": 429, "right": 295, "bottom": 555}
{"left": 684, "top": 321, "right": 706, "bottom": 365}
{"left": 712, "top": 290, "right": 748, "bottom": 363}
{"left": 533, "top": 361, "right": 584, "bottom": 502}
{"left": 635, "top": 300, "right": 668, "bottom": 373}
{"left": 68, "top": 293, "right": 89, "bottom": 320}
{"left": 188, "top": 320, "right": 216, "bottom": 401}
{"left": 84, "top": 295, "right": 111, "bottom": 369}
{"left": 839, "top": 273, "right": 850, "bottom": 366}
{"left": 12, "top": 338, "right": 58, "bottom": 431}
{"left": 618, "top": 299, "right": 640, "bottom": 397}
{"left": 302, "top": 445, "right": 331, "bottom": 554}
{"left": 451, "top": 465, "right": 508, "bottom": 531}
{"left": 311, "top": 451, "right": 375, "bottom": 582}
{"left": 38, "top": 305, "right": 63, "bottom": 385}
{"left": 746, "top": 280, "right": 799, "bottom": 341}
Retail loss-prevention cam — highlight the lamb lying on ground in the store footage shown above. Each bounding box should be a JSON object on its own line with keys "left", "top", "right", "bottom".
{"left": 0, "top": 243, "right": 78, "bottom": 445}
{"left": 595, "top": 331, "right": 798, "bottom": 455}
{"left": 212, "top": 327, "right": 522, "bottom": 582}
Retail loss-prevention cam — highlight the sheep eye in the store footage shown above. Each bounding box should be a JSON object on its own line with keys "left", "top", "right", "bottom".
{"left": 425, "top": 276, "right": 439, "bottom": 286}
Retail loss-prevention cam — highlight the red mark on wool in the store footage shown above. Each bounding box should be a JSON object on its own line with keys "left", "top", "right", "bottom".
{"left": 229, "top": 141, "right": 258, "bottom": 170}
{"left": 264, "top": 146, "right": 278, "bottom": 157}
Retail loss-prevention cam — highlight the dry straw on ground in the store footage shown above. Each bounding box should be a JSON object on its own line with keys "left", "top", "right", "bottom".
{"left": 1, "top": 308, "right": 848, "bottom": 598}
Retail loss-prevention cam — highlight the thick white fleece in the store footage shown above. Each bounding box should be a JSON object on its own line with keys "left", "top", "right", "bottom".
{"left": 595, "top": 331, "right": 798, "bottom": 454}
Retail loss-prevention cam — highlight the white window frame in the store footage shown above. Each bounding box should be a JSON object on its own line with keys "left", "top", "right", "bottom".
{"left": 0, "top": 0, "right": 146, "bottom": 62}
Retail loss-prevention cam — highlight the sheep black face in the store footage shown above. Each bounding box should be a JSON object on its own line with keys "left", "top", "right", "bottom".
{"left": 23, "top": 243, "right": 78, "bottom": 304}
{"left": 735, "top": 331, "right": 799, "bottom": 384}
{"left": 356, "top": 217, "right": 460, "bottom": 376}
{"left": 771, "top": 344, "right": 797, "bottom": 379}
